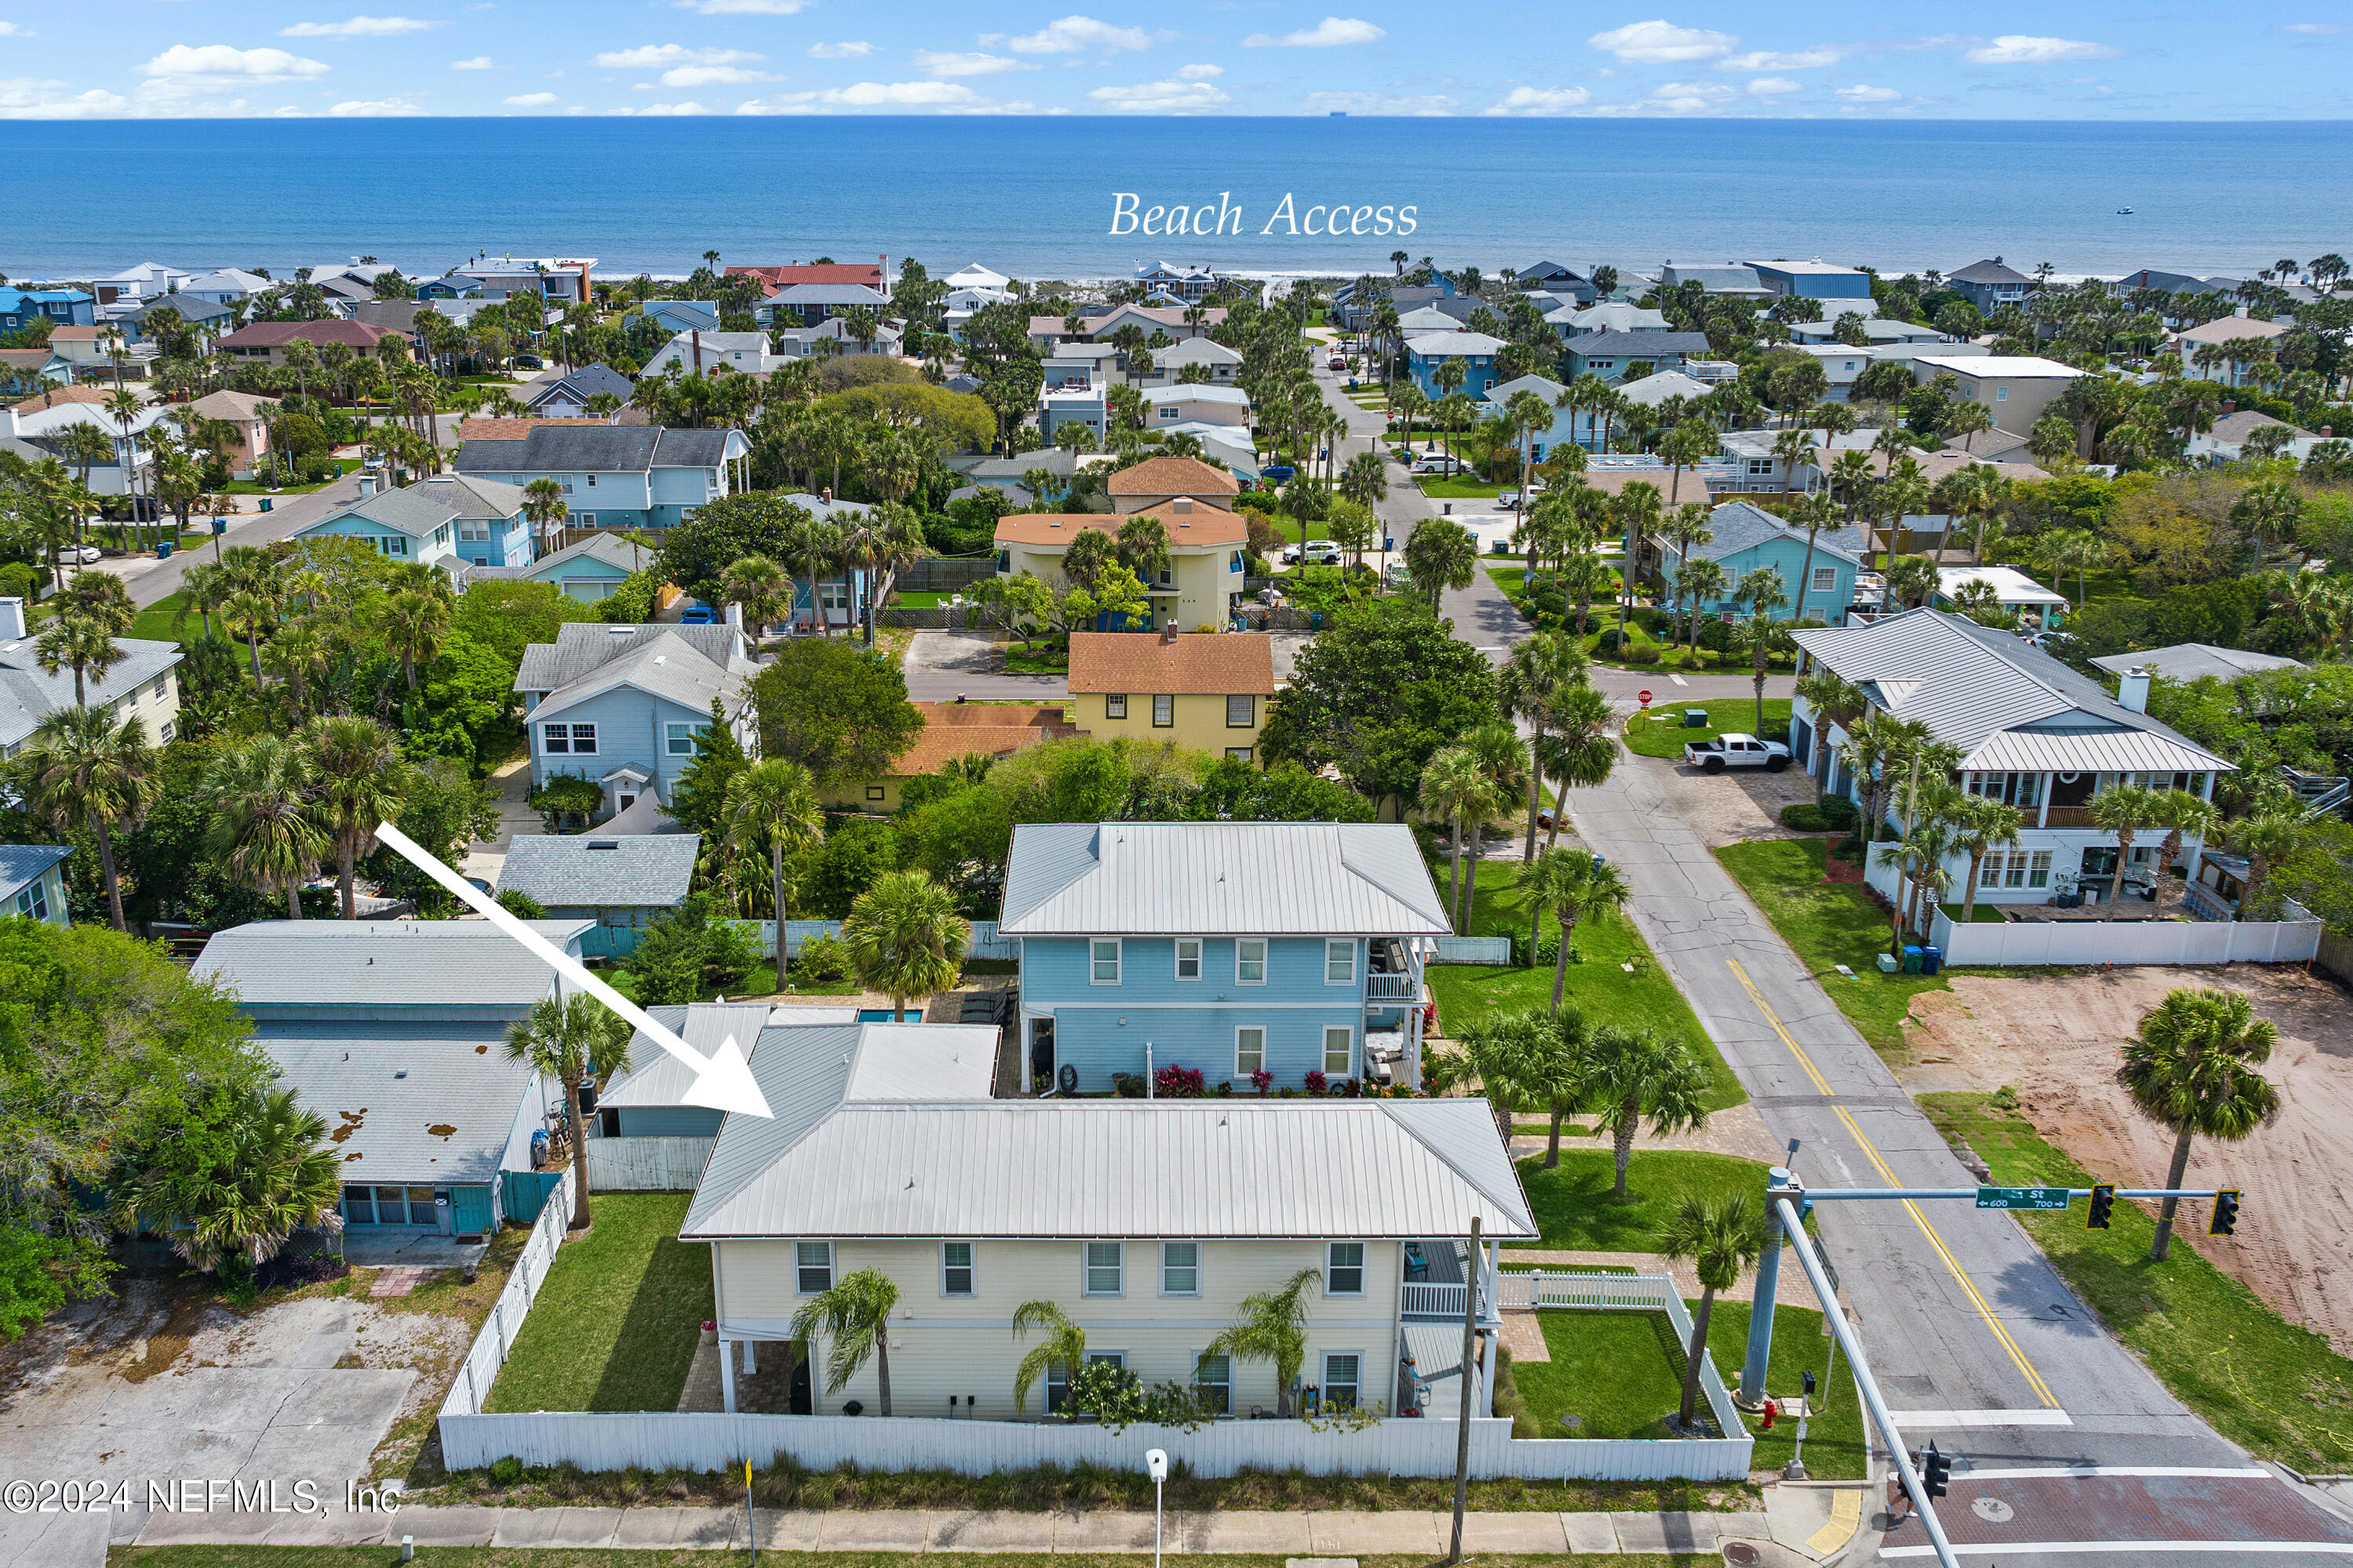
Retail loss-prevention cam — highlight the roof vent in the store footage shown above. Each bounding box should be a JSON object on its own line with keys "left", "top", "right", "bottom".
{"left": 588, "top": 840, "right": 620, "bottom": 850}
{"left": 394, "top": 1068, "right": 408, "bottom": 1079}
{"left": 608, "top": 624, "right": 633, "bottom": 637}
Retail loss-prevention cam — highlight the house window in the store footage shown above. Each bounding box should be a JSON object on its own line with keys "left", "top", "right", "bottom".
{"left": 459, "top": 521, "right": 490, "bottom": 542}
{"left": 1105, "top": 693, "right": 1127, "bottom": 720}
{"left": 16, "top": 880, "right": 48, "bottom": 921}
{"left": 1193, "top": 1352, "right": 1231, "bottom": 1415}
{"left": 1811, "top": 566, "right": 1838, "bottom": 593}
{"left": 1161, "top": 1241, "right": 1200, "bottom": 1296}
{"left": 1226, "top": 694, "right": 1255, "bottom": 727}
{"left": 1225, "top": 747, "right": 1253, "bottom": 762}
{"left": 1321, "top": 1352, "right": 1362, "bottom": 1411}
{"left": 1326, "top": 1242, "right": 1368, "bottom": 1297}
{"left": 1175, "top": 937, "right": 1201, "bottom": 980}
{"left": 665, "top": 722, "right": 705, "bottom": 756}
{"left": 942, "top": 1241, "right": 974, "bottom": 1297}
{"left": 865, "top": 786, "right": 887, "bottom": 802}
{"left": 1235, "top": 938, "right": 1266, "bottom": 984}
{"left": 541, "top": 722, "right": 596, "bottom": 755}
{"left": 1153, "top": 694, "right": 1175, "bottom": 728}
{"left": 379, "top": 536, "right": 406, "bottom": 556}
{"left": 1747, "top": 458, "right": 1772, "bottom": 475}
{"left": 1235, "top": 1026, "right": 1265, "bottom": 1076}
{"left": 2028, "top": 849, "right": 2053, "bottom": 888}
{"left": 151, "top": 675, "right": 168, "bottom": 699}
{"left": 1091, "top": 939, "right": 1121, "bottom": 984}
{"left": 1324, "top": 940, "right": 1355, "bottom": 985}
{"left": 1323, "top": 1026, "right": 1353, "bottom": 1076}
{"left": 586, "top": 473, "right": 597, "bottom": 486}
{"left": 342, "top": 1184, "right": 373, "bottom": 1225}
{"left": 796, "top": 1241, "right": 834, "bottom": 1293}
{"left": 1084, "top": 1241, "right": 1124, "bottom": 1296}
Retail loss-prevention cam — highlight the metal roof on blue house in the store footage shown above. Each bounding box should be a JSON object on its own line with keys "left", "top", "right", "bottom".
{"left": 0, "top": 843, "right": 71, "bottom": 904}
{"left": 254, "top": 1020, "right": 540, "bottom": 1186}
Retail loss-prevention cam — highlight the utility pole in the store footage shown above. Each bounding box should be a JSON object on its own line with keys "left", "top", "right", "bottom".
{"left": 1738, "top": 1162, "right": 1793, "bottom": 1407}
{"left": 1448, "top": 1214, "right": 1482, "bottom": 1566}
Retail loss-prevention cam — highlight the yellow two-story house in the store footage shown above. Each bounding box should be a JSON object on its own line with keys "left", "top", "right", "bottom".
{"left": 1069, "top": 630, "right": 1275, "bottom": 765}
{"left": 994, "top": 454, "right": 1251, "bottom": 633}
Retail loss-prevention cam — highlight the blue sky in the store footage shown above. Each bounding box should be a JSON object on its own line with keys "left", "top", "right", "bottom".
{"left": 3, "top": 5, "right": 2349, "bottom": 119}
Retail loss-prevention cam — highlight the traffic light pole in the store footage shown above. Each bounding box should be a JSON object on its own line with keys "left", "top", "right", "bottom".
{"left": 1788, "top": 1188, "right": 2227, "bottom": 1202}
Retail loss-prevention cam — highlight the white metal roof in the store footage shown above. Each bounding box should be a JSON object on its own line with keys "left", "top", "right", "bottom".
{"left": 998, "top": 822, "right": 1450, "bottom": 937}
{"left": 2087, "top": 644, "right": 2308, "bottom": 682}
{"left": 1936, "top": 566, "right": 2068, "bottom": 607}
{"left": 194, "top": 919, "right": 590, "bottom": 1010}
{"left": 256, "top": 1021, "right": 539, "bottom": 1185}
{"left": 1960, "top": 727, "right": 2236, "bottom": 775}
{"left": 1914, "top": 355, "right": 2084, "bottom": 380}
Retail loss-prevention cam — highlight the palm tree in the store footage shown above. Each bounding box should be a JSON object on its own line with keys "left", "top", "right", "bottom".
{"left": 1011, "top": 1300, "right": 1090, "bottom": 1416}
{"left": 1947, "top": 792, "right": 2023, "bottom": 926}
{"left": 1402, "top": 517, "right": 1477, "bottom": 613}
{"left": 2089, "top": 784, "right": 2168, "bottom": 908}
{"left": 205, "top": 736, "right": 329, "bottom": 920}
{"left": 1532, "top": 683, "right": 1616, "bottom": 851}
{"left": 719, "top": 553, "right": 793, "bottom": 642}
{"left": 2119, "top": 988, "right": 2280, "bottom": 1261}
{"left": 1419, "top": 745, "right": 1502, "bottom": 933}
{"left": 2151, "top": 791, "right": 2220, "bottom": 888}
{"left": 383, "top": 588, "right": 452, "bottom": 693}
{"left": 1655, "top": 1192, "right": 1763, "bottom": 1430}
{"left": 723, "top": 759, "right": 825, "bottom": 973}
{"left": 1459, "top": 1005, "right": 1586, "bottom": 1165}
{"left": 789, "top": 1267, "right": 901, "bottom": 1416}
{"left": 1581, "top": 1025, "right": 1710, "bottom": 1199}
{"left": 842, "top": 869, "right": 969, "bottom": 1020}
{"left": 223, "top": 588, "right": 278, "bottom": 700}
{"left": 1499, "top": 632, "right": 1586, "bottom": 859}
{"left": 1517, "top": 846, "right": 1630, "bottom": 1015}
{"left": 1736, "top": 567, "right": 1788, "bottom": 732}
{"left": 1608, "top": 482, "right": 1663, "bottom": 642}
{"left": 34, "top": 609, "right": 123, "bottom": 708}
{"left": 521, "top": 477, "right": 569, "bottom": 549}
{"left": 2226, "top": 808, "right": 2300, "bottom": 922}
{"left": 505, "top": 994, "right": 633, "bottom": 1231}
{"left": 1674, "top": 558, "right": 1727, "bottom": 651}
{"left": 17, "top": 706, "right": 158, "bottom": 930}
{"left": 1785, "top": 491, "right": 1841, "bottom": 628}
{"left": 1837, "top": 712, "right": 1932, "bottom": 846}
{"left": 1657, "top": 503, "right": 1714, "bottom": 644}
{"left": 115, "top": 1086, "right": 344, "bottom": 1274}
{"left": 1200, "top": 1267, "right": 1323, "bottom": 1417}
{"left": 302, "top": 716, "right": 411, "bottom": 919}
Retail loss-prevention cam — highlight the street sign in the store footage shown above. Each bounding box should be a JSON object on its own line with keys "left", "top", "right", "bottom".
{"left": 1975, "top": 1185, "right": 2073, "bottom": 1210}
{"left": 1638, "top": 690, "right": 1653, "bottom": 708}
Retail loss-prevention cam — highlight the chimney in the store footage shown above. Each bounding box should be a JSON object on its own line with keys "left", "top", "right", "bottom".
{"left": 1162, "top": 621, "right": 1179, "bottom": 645}
{"left": 358, "top": 471, "right": 378, "bottom": 499}
{"left": 2117, "top": 667, "right": 2151, "bottom": 715}
{"left": 2324, "top": 426, "right": 2334, "bottom": 438}
{"left": 0, "top": 597, "right": 26, "bottom": 642}
{"left": 821, "top": 486, "right": 832, "bottom": 504}
{"left": 2220, "top": 399, "right": 2235, "bottom": 415}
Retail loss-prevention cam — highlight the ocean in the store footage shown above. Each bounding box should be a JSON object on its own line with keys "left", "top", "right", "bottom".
{"left": 8, "top": 117, "right": 2351, "bottom": 284}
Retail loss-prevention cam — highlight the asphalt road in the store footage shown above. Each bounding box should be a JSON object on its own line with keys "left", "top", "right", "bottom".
{"left": 100, "top": 473, "right": 373, "bottom": 609}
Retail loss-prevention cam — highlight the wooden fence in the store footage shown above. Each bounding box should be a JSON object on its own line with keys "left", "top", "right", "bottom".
{"left": 585, "top": 1137, "right": 714, "bottom": 1191}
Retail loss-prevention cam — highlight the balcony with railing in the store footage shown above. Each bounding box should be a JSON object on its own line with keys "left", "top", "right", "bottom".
{"left": 1366, "top": 971, "right": 1418, "bottom": 1002}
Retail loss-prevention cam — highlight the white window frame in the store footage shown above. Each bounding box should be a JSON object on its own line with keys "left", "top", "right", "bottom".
{"left": 941, "top": 1240, "right": 974, "bottom": 1297}
{"left": 1153, "top": 693, "right": 1175, "bottom": 728}
{"left": 1326, "top": 1242, "right": 1367, "bottom": 1297}
{"left": 1811, "top": 566, "right": 1838, "bottom": 592}
{"left": 665, "top": 721, "right": 704, "bottom": 757}
{"left": 1083, "top": 1240, "right": 1124, "bottom": 1297}
{"left": 1320, "top": 1351, "right": 1363, "bottom": 1411}
{"left": 1235, "top": 1025, "right": 1265, "bottom": 1077}
{"left": 1324, "top": 939, "right": 1356, "bottom": 985}
{"left": 1090, "top": 938, "right": 1121, "bottom": 985}
{"left": 796, "top": 1240, "right": 834, "bottom": 1294}
{"left": 1235, "top": 937, "right": 1267, "bottom": 985}
{"left": 1323, "top": 1025, "right": 1353, "bottom": 1076}
{"left": 541, "top": 722, "right": 572, "bottom": 755}
{"left": 1226, "top": 747, "right": 1253, "bottom": 762}
{"left": 1174, "top": 937, "right": 1201, "bottom": 980}
{"left": 1160, "top": 1240, "right": 1200, "bottom": 1297}
{"left": 16, "top": 881, "right": 47, "bottom": 921}
{"left": 1193, "top": 1351, "right": 1231, "bottom": 1415}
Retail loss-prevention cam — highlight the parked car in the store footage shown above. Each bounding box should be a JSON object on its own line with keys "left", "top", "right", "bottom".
{"left": 1261, "top": 464, "right": 1296, "bottom": 483}
{"left": 677, "top": 602, "right": 716, "bottom": 625}
{"left": 1328, "top": 353, "right": 1347, "bottom": 371}
{"left": 1409, "top": 457, "right": 1456, "bottom": 476}
{"left": 63, "top": 544, "right": 102, "bottom": 564}
{"left": 1497, "top": 489, "right": 1521, "bottom": 508}
{"left": 1684, "top": 733, "right": 1791, "bottom": 773}
{"left": 1284, "top": 540, "right": 1342, "bottom": 566}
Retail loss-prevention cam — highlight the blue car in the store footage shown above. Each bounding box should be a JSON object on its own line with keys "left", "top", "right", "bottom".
{"left": 677, "top": 602, "right": 716, "bottom": 624}
{"left": 1262, "top": 464, "right": 1297, "bottom": 483}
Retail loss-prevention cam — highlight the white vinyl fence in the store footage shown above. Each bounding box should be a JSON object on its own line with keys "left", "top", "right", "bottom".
{"left": 730, "top": 919, "right": 1018, "bottom": 963}
{"left": 441, "top": 1170, "right": 574, "bottom": 1421}
{"left": 1431, "top": 936, "right": 1513, "bottom": 965}
{"left": 585, "top": 1137, "right": 714, "bottom": 1191}
{"left": 1927, "top": 903, "right": 2321, "bottom": 967}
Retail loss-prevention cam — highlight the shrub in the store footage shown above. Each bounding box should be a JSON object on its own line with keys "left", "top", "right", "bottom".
{"left": 1248, "top": 1068, "right": 1272, "bottom": 1094}
{"left": 495, "top": 888, "right": 548, "bottom": 919}
{"left": 1696, "top": 618, "right": 1737, "bottom": 653}
{"left": 1817, "top": 795, "right": 1859, "bottom": 829}
{"left": 1110, "top": 1071, "right": 1146, "bottom": 1098}
{"left": 794, "top": 933, "right": 851, "bottom": 982}
{"left": 1780, "top": 803, "right": 1832, "bottom": 831}
{"left": 1153, "top": 1064, "right": 1207, "bottom": 1098}
{"left": 1305, "top": 1069, "right": 1328, "bottom": 1096}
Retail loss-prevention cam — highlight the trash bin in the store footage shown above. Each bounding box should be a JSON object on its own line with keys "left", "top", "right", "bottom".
{"left": 1921, "top": 945, "right": 1943, "bottom": 976}
{"left": 1442, "top": 502, "right": 1452, "bottom": 515}
{"left": 1901, "top": 944, "right": 1923, "bottom": 975}
{"left": 1684, "top": 709, "right": 1708, "bottom": 728}
{"left": 212, "top": 517, "right": 228, "bottom": 535}
{"left": 155, "top": 540, "right": 173, "bottom": 558}
{"left": 1311, "top": 611, "right": 1324, "bottom": 631}
{"left": 1877, "top": 951, "right": 1900, "bottom": 973}
{"left": 257, "top": 497, "right": 273, "bottom": 513}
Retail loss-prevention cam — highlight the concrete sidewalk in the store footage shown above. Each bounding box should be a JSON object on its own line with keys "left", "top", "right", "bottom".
{"left": 136, "top": 1496, "right": 1851, "bottom": 1556}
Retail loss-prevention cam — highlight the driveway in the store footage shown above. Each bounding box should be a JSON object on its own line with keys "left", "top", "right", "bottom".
{"left": 901, "top": 631, "right": 1070, "bottom": 702}
{"left": 461, "top": 757, "right": 540, "bottom": 885}
{"left": 102, "top": 474, "right": 373, "bottom": 609}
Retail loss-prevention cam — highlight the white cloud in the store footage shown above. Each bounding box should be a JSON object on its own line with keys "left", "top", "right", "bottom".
{"left": 450, "top": 56, "right": 494, "bottom": 69}
{"left": 1004, "top": 15, "right": 1150, "bottom": 54}
{"left": 606, "top": 100, "right": 709, "bottom": 114}
{"left": 1717, "top": 45, "right": 1838, "bottom": 71}
{"left": 1747, "top": 76, "right": 1802, "bottom": 96}
{"left": 0, "top": 22, "right": 31, "bottom": 36}
{"left": 657, "top": 64, "right": 774, "bottom": 85}
{"left": 1304, "top": 88, "right": 1455, "bottom": 114}
{"left": 1087, "top": 75, "right": 1230, "bottom": 111}
{"left": 1965, "top": 35, "right": 2118, "bottom": 64}
{"left": 807, "top": 41, "right": 876, "bottom": 58}
{"left": 1586, "top": 20, "right": 1736, "bottom": 64}
{"left": 1174, "top": 63, "right": 1222, "bottom": 79}
{"left": 672, "top": 0, "right": 806, "bottom": 11}
{"left": 140, "top": 45, "right": 330, "bottom": 85}
{"left": 1646, "top": 78, "right": 1738, "bottom": 110}
{"left": 329, "top": 95, "right": 424, "bottom": 114}
{"left": 913, "top": 50, "right": 1029, "bottom": 77}
{"left": 1243, "top": 16, "right": 1384, "bottom": 47}
{"left": 1834, "top": 82, "right": 1900, "bottom": 101}
{"left": 592, "top": 45, "right": 759, "bottom": 68}
{"left": 1483, "top": 84, "right": 1592, "bottom": 115}
{"left": 742, "top": 79, "right": 986, "bottom": 111}
{"left": 2283, "top": 21, "right": 2348, "bottom": 33}
{"left": 0, "top": 77, "right": 130, "bottom": 118}
{"left": 281, "top": 16, "right": 437, "bottom": 37}
{"left": 504, "top": 90, "right": 558, "bottom": 104}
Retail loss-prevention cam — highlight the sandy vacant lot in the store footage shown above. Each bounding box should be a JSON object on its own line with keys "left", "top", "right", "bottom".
{"left": 1904, "top": 965, "right": 2353, "bottom": 1356}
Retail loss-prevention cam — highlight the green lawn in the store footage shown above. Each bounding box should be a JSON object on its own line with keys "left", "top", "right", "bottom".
{"left": 129, "top": 591, "right": 195, "bottom": 646}
{"left": 602, "top": 961, "right": 790, "bottom": 1005}
{"left": 1510, "top": 1150, "right": 1772, "bottom": 1251}
{"left": 893, "top": 590, "right": 950, "bottom": 608}
{"left": 1936, "top": 902, "right": 2009, "bottom": 923}
{"left": 1706, "top": 1301, "right": 1865, "bottom": 1478}
{"left": 1419, "top": 477, "right": 1504, "bottom": 499}
{"left": 1511, "top": 1308, "right": 1688, "bottom": 1439}
{"left": 1002, "top": 646, "right": 1069, "bottom": 675}
{"left": 1426, "top": 859, "right": 1745, "bottom": 1111}
{"left": 1623, "top": 700, "right": 1794, "bottom": 759}
{"left": 483, "top": 1192, "right": 712, "bottom": 1414}
{"left": 1713, "top": 837, "right": 1944, "bottom": 1057}
{"left": 1921, "top": 1093, "right": 2353, "bottom": 1469}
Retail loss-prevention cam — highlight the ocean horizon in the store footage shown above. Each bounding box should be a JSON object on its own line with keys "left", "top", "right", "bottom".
{"left": 9, "top": 116, "right": 2351, "bottom": 284}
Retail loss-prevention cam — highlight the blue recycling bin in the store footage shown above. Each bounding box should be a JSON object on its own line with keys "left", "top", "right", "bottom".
{"left": 1901, "top": 944, "right": 1924, "bottom": 975}
{"left": 1684, "top": 709, "right": 1708, "bottom": 728}
{"left": 212, "top": 517, "right": 228, "bottom": 535}
{"left": 155, "top": 540, "right": 173, "bottom": 559}
{"left": 1921, "top": 945, "right": 1943, "bottom": 976}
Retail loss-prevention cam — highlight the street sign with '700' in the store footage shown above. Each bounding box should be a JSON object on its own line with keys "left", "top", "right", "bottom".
{"left": 1976, "top": 1186, "right": 2073, "bottom": 1210}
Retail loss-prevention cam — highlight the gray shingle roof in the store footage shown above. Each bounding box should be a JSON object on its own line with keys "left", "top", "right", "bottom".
{"left": 1949, "top": 259, "right": 2029, "bottom": 286}
{"left": 515, "top": 621, "right": 749, "bottom": 694}
{"left": 1572, "top": 330, "right": 1711, "bottom": 357}
{"left": 457, "top": 424, "right": 731, "bottom": 475}
{"left": 1695, "top": 500, "right": 1864, "bottom": 567}
{"left": 256, "top": 1021, "right": 538, "bottom": 1186}
{"left": 0, "top": 843, "right": 70, "bottom": 902}
{"left": 194, "top": 919, "right": 592, "bottom": 1013}
{"left": 308, "top": 476, "right": 525, "bottom": 539}
{"left": 0, "top": 635, "right": 181, "bottom": 750}
{"left": 497, "top": 833, "right": 701, "bottom": 909}
{"left": 999, "top": 821, "right": 1450, "bottom": 937}
{"left": 523, "top": 363, "right": 633, "bottom": 406}
{"left": 530, "top": 634, "right": 745, "bottom": 725}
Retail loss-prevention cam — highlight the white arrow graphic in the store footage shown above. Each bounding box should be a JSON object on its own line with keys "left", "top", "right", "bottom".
{"left": 374, "top": 822, "right": 774, "bottom": 1119}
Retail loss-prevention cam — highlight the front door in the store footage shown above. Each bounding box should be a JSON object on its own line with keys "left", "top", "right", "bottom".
{"left": 1028, "top": 1019, "right": 1055, "bottom": 1093}
{"left": 434, "top": 1190, "right": 453, "bottom": 1235}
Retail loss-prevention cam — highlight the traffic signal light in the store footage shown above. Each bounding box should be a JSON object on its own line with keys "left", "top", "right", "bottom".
{"left": 1921, "top": 1443, "right": 1951, "bottom": 1499}
{"left": 2087, "top": 1184, "right": 2115, "bottom": 1230}
{"left": 2211, "top": 1189, "right": 2241, "bottom": 1237}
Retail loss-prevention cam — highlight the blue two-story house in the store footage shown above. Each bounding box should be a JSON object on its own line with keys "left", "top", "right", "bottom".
{"left": 293, "top": 472, "right": 535, "bottom": 575}
{"left": 1403, "top": 331, "right": 1506, "bottom": 401}
{"left": 1658, "top": 500, "right": 1867, "bottom": 624}
{"left": 999, "top": 821, "right": 1449, "bottom": 1096}
{"left": 455, "top": 423, "right": 749, "bottom": 534}
{"left": 0, "top": 286, "right": 96, "bottom": 331}
{"left": 513, "top": 621, "right": 759, "bottom": 820}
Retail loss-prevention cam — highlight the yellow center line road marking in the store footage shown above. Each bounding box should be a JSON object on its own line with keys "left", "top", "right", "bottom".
{"left": 1725, "top": 958, "right": 1834, "bottom": 1095}
{"left": 1834, "top": 1104, "right": 2060, "bottom": 1409}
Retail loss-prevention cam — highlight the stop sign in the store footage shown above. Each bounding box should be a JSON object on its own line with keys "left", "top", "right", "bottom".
{"left": 1638, "top": 689, "right": 1653, "bottom": 708}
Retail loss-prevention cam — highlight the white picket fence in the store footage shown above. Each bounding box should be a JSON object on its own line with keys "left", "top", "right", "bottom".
{"left": 585, "top": 1137, "right": 714, "bottom": 1191}
{"left": 729, "top": 919, "right": 1018, "bottom": 963}
{"left": 1926, "top": 903, "right": 2321, "bottom": 966}
{"left": 440, "top": 1170, "right": 575, "bottom": 1421}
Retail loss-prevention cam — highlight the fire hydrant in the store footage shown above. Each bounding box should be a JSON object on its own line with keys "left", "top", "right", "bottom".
{"left": 1761, "top": 1399, "right": 1779, "bottom": 1430}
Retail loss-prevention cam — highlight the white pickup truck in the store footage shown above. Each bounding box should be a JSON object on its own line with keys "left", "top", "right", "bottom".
{"left": 1685, "top": 733, "right": 1791, "bottom": 773}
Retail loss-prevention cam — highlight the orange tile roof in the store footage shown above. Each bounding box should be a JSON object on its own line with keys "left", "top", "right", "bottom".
{"left": 996, "top": 501, "right": 1247, "bottom": 548}
{"left": 891, "top": 702, "right": 1077, "bottom": 774}
{"left": 726, "top": 262, "right": 884, "bottom": 296}
{"left": 1068, "top": 632, "right": 1277, "bottom": 695}
{"left": 10, "top": 385, "right": 130, "bottom": 412}
{"left": 458, "top": 416, "right": 610, "bottom": 440}
{"left": 1108, "top": 455, "right": 1240, "bottom": 497}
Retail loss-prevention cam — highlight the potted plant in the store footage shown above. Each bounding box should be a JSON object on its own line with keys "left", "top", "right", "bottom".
{"left": 2053, "top": 871, "right": 2082, "bottom": 909}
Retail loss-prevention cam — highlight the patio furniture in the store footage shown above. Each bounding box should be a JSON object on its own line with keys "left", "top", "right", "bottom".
{"left": 1404, "top": 1242, "right": 1430, "bottom": 1282}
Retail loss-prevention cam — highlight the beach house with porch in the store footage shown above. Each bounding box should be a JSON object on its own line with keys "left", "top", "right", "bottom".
{"left": 513, "top": 622, "right": 758, "bottom": 820}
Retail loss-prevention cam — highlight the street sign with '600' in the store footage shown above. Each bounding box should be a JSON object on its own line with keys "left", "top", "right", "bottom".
{"left": 1976, "top": 1185, "right": 2073, "bottom": 1210}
